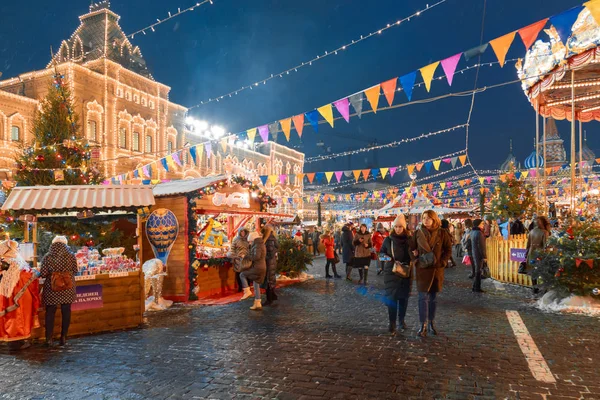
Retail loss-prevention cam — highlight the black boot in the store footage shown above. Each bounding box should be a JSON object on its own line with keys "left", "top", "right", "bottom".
{"left": 332, "top": 265, "right": 342, "bottom": 278}
{"left": 325, "top": 264, "right": 332, "bottom": 279}
{"left": 59, "top": 336, "right": 67, "bottom": 346}
{"left": 363, "top": 269, "right": 369, "bottom": 285}
{"left": 263, "top": 288, "right": 273, "bottom": 306}
{"left": 427, "top": 321, "right": 438, "bottom": 336}
{"left": 417, "top": 323, "right": 427, "bottom": 337}
{"left": 357, "top": 269, "right": 364, "bottom": 284}
{"left": 271, "top": 288, "right": 278, "bottom": 300}
{"left": 345, "top": 265, "right": 352, "bottom": 281}
{"left": 388, "top": 322, "right": 397, "bottom": 336}
{"left": 399, "top": 321, "right": 408, "bottom": 331}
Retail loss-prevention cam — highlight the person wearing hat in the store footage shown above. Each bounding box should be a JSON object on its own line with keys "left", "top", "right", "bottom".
{"left": 372, "top": 223, "right": 389, "bottom": 275}
{"left": 470, "top": 219, "right": 487, "bottom": 293}
{"left": 0, "top": 238, "right": 41, "bottom": 350}
{"left": 379, "top": 215, "right": 412, "bottom": 335}
{"left": 239, "top": 231, "right": 267, "bottom": 310}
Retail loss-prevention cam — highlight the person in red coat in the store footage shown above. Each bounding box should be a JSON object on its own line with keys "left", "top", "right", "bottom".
{"left": 372, "top": 223, "right": 389, "bottom": 275}
{"left": 321, "top": 231, "right": 341, "bottom": 279}
{"left": 0, "top": 239, "right": 41, "bottom": 350}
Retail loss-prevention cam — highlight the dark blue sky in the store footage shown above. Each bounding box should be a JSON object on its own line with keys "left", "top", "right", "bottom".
{"left": 0, "top": 0, "right": 591, "bottom": 181}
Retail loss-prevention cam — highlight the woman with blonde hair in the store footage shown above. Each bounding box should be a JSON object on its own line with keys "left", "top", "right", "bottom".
{"left": 413, "top": 210, "right": 452, "bottom": 337}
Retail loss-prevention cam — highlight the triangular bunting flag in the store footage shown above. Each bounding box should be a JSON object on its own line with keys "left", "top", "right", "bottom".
{"left": 478, "top": 177, "right": 485, "bottom": 184}
{"left": 220, "top": 138, "right": 228, "bottom": 153}
{"left": 399, "top": 71, "right": 417, "bottom": 101}
{"left": 407, "top": 164, "right": 415, "bottom": 176}
{"left": 142, "top": 165, "right": 150, "bottom": 178}
{"left": 258, "top": 125, "right": 269, "bottom": 143}
{"left": 586, "top": 0, "right": 600, "bottom": 26}
{"left": 424, "top": 162, "right": 432, "bottom": 173}
{"left": 433, "top": 160, "right": 442, "bottom": 171}
{"left": 381, "top": 78, "right": 397, "bottom": 106}
{"left": 334, "top": 171, "right": 343, "bottom": 182}
{"left": 349, "top": 92, "right": 363, "bottom": 118}
{"left": 317, "top": 104, "right": 334, "bottom": 128}
{"left": 205, "top": 143, "right": 212, "bottom": 159}
{"left": 333, "top": 98, "right": 350, "bottom": 123}
{"left": 306, "top": 173, "right": 316, "bottom": 184}
{"left": 440, "top": 53, "right": 462, "bottom": 86}
{"left": 305, "top": 110, "right": 320, "bottom": 133}
{"left": 464, "top": 43, "right": 488, "bottom": 61}
{"left": 279, "top": 174, "right": 287, "bottom": 185}
{"left": 490, "top": 31, "right": 516, "bottom": 67}
{"left": 259, "top": 176, "right": 268, "bottom": 186}
{"left": 458, "top": 155, "right": 467, "bottom": 166}
{"left": 269, "top": 122, "right": 279, "bottom": 142}
{"left": 389, "top": 167, "right": 397, "bottom": 177}
{"left": 450, "top": 157, "right": 458, "bottom": 168}
{"left": 518, "top": 19, "right": 549, "bottom": 50}
{"left": 440, "top": 182, "right": 446, "bottom": 190}
{"left": 420, "top": 62, "right": 440, "bottom": 92}
{"left": 415, "top": 163, "right": 424, "bottom": 172}
{"left": 189, "top": 145, "right": 198, "bottom": 164}
{"left": 247, "top": 128, "right": 257, "bottom": 143}
{"left": 352, "top": 170, "right": 362, "bottom": 182}
{"left": 280, "top": 118, "right": 292, "bottom": 141}
{"left": 268, "top": 175, "right": 278, "bottom": 185}
{"left": 364, "top": 85, "right": 380, "bottom": 113}
{"left": 362, "top": 169, "right": 371, "bottom": 180}
{"left": 161, "top": 157, "right": 169, "bottom": 172}
{"left": 380, "top": 168, "right": 389, "bottom": 179}
{"left": 325, "top": 171, "right": 334, "bottom": 183}
{"left": 172, "top": 151, "right": 183, "bottom": 166}
{"left": 442, "top": 158, "right": 452, "bottom": 164}
{"left": 296, "top": 173, "right": 305, "bottom": 183}
{"left": 292, "top": 115, "right": 304, "bottom": 138}
{"left": 550, "top": 6, "right": 584, "bottom": 44}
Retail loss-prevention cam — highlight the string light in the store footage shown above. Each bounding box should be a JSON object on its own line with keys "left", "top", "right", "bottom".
{"left": 187, "top": 0, "right": 448, "bottom": 109}
{"left": 128, "top": 0, "right": 214, "bottom": 39}
{"left": 305, "top": 124, "right": 467, "bottom": 163}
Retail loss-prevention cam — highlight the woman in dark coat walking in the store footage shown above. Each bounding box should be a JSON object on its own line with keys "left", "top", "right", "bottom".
{"left": 379, "top": 215, "right": 412, "bottom": 335}
{"left": 239, "top": 232, "right": 267, "bottom": 311}
{"left": 341, "top": 224, "right": 354, "bottom": 281}
{"left": 262, "top": 225, "right": 279, "bottom": 306}
{"left": 413, "top": 210, "right": 452, "bottom": 337}
{"left": 40, "top": 236, "right": 77, "bottom": 346}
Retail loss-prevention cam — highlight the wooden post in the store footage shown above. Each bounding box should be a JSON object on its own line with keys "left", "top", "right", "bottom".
{"left": 535, "top": 106, "right": 540, "bottom": 213}
{"left": 570, "top": 70, "right": 576, "bottom": 212}
{"left": 543, "top": 117, "right": 547, "bottom": 215}
{"left": 32, "top": 221, "right": 38, "bottom": 268}
{"left": 137, "top": 215, "right": 144, "bottom": 321}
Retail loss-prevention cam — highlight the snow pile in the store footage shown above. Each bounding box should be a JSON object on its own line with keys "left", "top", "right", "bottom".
{"left": 537, "top": 291, "right": 600, "bottom": 317}
{"left": 277, "top": 272, "right": 314, "bottom": 282}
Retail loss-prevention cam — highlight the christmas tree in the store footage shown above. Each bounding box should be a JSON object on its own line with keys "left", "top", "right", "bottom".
{"left": 276, "top": 236, "right": 313, "bottom": 277}
{"left": 533, "top": 219, "right": 600, "bottom": 297}
{"left": 14, "top": 72, "right": 102, "bottom": 186}
{"left": 488, "top": 164, "right": 538, "bottom": 220}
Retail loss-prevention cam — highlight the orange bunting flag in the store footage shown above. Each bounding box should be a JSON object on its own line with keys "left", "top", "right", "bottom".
{"left": 459, "top": 180, "right": 465, "bottom": 187}
{"left": 518, "top": 19, "right": 549, "bottom": 50}
{"left": 427, "top": 184, "right": 434, "bottom": 191}
{"left": 362, "top": 169, "right": 371, "bottom": 180}
{"left": 296, "top": 173, "right": 305, "bottom": 182}
{"left": 325, "top": 171, "right": 334, "bottom": 183}
{"left": 364, "top": 85, "right": 381, "bottom": 113}
{"left": 317, "top": 104, "right": 334, "bottom": 128}
{"left": 353, "top": 170, "right": 361, "bottom": 182}
{"left": 268, "top": 175, "right": 278, "bottom": 185}
{"left": 420, "top": 62, "right": 440, "bottom": 92}
{"left": 292, "top": 114, "right": 305, "bottom": 138}
{"left": 381, "top": 78, "right": 397, "bottom": 106}
{"left": 415, "top": 163, "right": 424, "bottom": 172}
{"left": 407, "top": 164, "right": 415, "bottom": 176}
{"left": 247, "top": 128, "right": 257, "bottom": 143}
{"left": 465, "top": 179, "right": 472, "bottom": 185}
{"left": 433, "top": 160, "right": 442, "bottom": 171}
{"left": 380, "top": 167, "right": 389, "bottom": 179}
{"left": 490, "top": 31, "right": 516, "bottom": 67}
{"left": 280, "top": 118, "right": 292, "bottom": 141}
{"left": 306, "top": 173, "right": 316, "bottom": 184}
{"left": 458, "top": 155, "right": 467, "bottom": 166}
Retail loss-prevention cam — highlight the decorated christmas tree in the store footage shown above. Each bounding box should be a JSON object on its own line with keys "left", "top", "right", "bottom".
{"left": 533, "top": 219, "right": 600, "bottom": 297}
{"left": 277, "top": 236, "right": 313, "bottom": 277}
{"left": 488, "top": 164, "right": 538, "bottom": 220}
{"left": 14, "top": 72, "right": 102, "bottom": 186}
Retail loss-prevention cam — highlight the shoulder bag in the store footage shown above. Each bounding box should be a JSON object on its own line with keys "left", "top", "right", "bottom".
{"left": 51, "top": 271, "right": 73, "bottom": 292}
{"left": 391, "top": 245, "right": 411, "bottom": 278}
{"left": 417, "top": 230, "right": 436, "bottom": 269}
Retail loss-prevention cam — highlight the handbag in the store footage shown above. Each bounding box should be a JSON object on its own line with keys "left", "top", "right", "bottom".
{"left": 416, "top": 229, "right": 437, "bottom": 269}
{"left": 462, "top": 255, "right": 472, "bottom": 266}
{"left": 517, "top": 261, "right": 527, "bottom": 274}
{"left": 481, "top": 261, "right": 490, "bottom": 279}
{"left": 391, "top": 245, "right": 411, "bottom": 278}
{"left": 51, "top": 271, "right": 73, "bottom": 292}
{"left": 333, "top": 252, "right": 340, "bottom": 264}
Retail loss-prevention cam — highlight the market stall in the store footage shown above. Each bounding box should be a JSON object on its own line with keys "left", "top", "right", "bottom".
{"left": 146, "top": 175, "right": 287, "bottom": 301}
{"left": 1, "top": 185, "right": 154, "bottom": 338}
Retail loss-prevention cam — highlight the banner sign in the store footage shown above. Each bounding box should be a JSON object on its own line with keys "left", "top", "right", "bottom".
{"left": 72, "top": 284, "right": 103, "bottom": 311}
{"left": 510, "top": 248, "right": 527, "bottom": 262}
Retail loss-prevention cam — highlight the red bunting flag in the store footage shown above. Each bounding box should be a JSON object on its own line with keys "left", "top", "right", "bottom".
{"left": 381, "top": 78, "right": 398, "bottom": 106}
{"left": 292, "top": 114, "right": 304, "bottom": 138}
{"left": 518, "top": 19, "right": 549, "bottom": 50}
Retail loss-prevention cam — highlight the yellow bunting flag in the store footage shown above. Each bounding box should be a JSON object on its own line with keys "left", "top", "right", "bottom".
{"left": 464, "top": 189, "right": 469, "bottom": 195}
{"left": 362, "top": 169, "right": 371, "bottom": 180}
{"left": 380, "top": 167, "right": 389, "bottom": 179}
{"left": 479, "top": 177, "right": 485, "bottom": 184}
{"left": 440, "top": 182, "right": 446, "bottom": 190}
{"left": 280, "top": 118, "right": 292, "bottom": 141}
{"left": 247, "top": 128, "right": 257, "bottom": 143}
{"left": 433, "top": 160, "right": 442, "bottom": 171}
{"left": 381, "top": 78, "right": 397, "bottom": 106}
{"left": 521, "top": 171, "right": 529, "bottom": 178}
{"left": 364, "top": 85, "right": 381, "bottom": 113}
{"left": 269, "top": 175, "right": 278, "bottom": 185}
{"left": 458, "top": 155, "right": 467, "bottom": 166}
{"left": 220, "top": 138, "right": 228, "bottom": 153}
{"left": 585, "top": 0, "right": 600, "bottom": 26}
{"left": 317, "top": 104, "right": 334, "bottom": 128}
{"left": 420, "top": 62, "right": 440, "bottom": 92}
{"left": 407, "top": 164, "right": 415, "bottom": 176}
{"left": 166, "top": 155, "right": 175, "bottom": 168}
{"left": 353, "top": 170, "right": 361, "bottom": 182}
{"left": 490, "top": 31, "right": 516, "bottom": 67}
{"left": 325, "top": 171, "right": 334, "bottom": 183}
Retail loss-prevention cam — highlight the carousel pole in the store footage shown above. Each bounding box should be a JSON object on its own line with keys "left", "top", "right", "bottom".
{"left": 535, "top": 105, "right": 540, "bottom": 213}
{"left": 570, "top": 69, "right": 576, "bottom": 213}
{"left": 543, "top": 116, "right": 548, "bottom": 215}
{"left": 579, "top": 120, "right": 583, "bottom": 189}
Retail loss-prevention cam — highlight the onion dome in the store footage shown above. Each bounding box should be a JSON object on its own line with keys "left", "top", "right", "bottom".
{"left": 500, "top": 139, "right": 520, "bottom": 171}
{"left": 524, "top": 151, "right": 544, "bottom": 169}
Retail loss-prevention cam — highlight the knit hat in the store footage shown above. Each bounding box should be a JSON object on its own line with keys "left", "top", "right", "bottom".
{"left": 248, "top": 231, "right": 262, "bottom": 243}
{"left": 52, "top": 235, "right": 68, "bottom": 244}
{"left": 473, "top": 219, "right": 483, "bottom": 228}
{"left": 393, "top": 214, "right": 407, "bottom": 229}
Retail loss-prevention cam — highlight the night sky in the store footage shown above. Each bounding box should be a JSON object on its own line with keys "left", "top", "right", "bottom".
{"left": 0, "top": 0, "right": 591, "bottom": 185}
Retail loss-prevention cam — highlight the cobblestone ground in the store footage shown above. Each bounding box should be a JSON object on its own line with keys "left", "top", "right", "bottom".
{"left": 1, "top": 257, "right": 599, "bottom": 400}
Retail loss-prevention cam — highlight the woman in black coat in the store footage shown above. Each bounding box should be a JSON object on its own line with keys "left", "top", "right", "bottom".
{"left": 340, "top": 224, "right": 354, "bottom": 280}
{"left": 379, "top": 215, "right": 412, "bottom": 335}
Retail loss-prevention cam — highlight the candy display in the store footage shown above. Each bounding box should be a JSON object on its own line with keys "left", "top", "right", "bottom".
{"left": 75, "top": 246, "right": 139, "bottom": 276}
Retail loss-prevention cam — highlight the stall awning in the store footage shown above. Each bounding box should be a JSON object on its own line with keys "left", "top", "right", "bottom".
{"left": 1, "top": 185, "right": 155, "bottom": 212}
{"left": 152, "top": 175, "right": 227, "bottom": 197}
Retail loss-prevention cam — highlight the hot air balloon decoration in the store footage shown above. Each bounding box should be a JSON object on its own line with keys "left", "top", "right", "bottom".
{"left": 145, "top": 208, "right": 179, "bottom": 266}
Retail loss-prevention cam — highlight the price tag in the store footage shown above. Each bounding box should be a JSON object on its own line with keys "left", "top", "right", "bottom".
{"left": 109, "top": 271, "right": 129, "bottom": 278}
{"left": 75, "top": 275, "right": 96, "bottom": 281}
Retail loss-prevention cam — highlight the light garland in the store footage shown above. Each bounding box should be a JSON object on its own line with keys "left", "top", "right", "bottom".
{"left": 187, "top": 0, "right": 448, "bottom": 109}
{"left": 128, "top": 0, "right": 214, "bottom": 39}
{"left": 305, "top": 123, "right": 467, "bottom": 163}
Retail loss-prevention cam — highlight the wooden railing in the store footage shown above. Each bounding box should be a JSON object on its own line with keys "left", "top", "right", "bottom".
{"left": 486, "top": 235, "right": 532, "bottom": 287}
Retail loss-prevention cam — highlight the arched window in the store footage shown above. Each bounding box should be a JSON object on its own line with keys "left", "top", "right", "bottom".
{"left": 145, "top": 135, "right": 152, "bottom": 153}
{"left": 132, "top": 131, "right": 140, "bottom": 151}
{"left": 11, "top": 126, "right": 20, "bottom": 141}
{"left": 119, "top": 128, "right": 127, "bottom": 148}
{"left": 167, "top": 140, "right": 173, "bottom": 154}
{"left": 87, "top": 120, "right": 98, "bottom": 142}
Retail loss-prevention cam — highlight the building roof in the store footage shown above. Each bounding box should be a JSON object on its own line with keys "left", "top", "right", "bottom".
{"left": 544, "top": 118, "right": 562, "bottom": 141}
{"left": 578, "top": 137, "right": 596, "bottom": 162}
{"left": 1, "top": 185, "right": 155, "bottom": 212}
{"left": 49, "top": 1, "right": 152, "bottom": 79}
{"left": 152, "top": 175, "right": 227, "bottom": 197}
{"left": 500, "top": 140, "right": 519, "bottom": 171}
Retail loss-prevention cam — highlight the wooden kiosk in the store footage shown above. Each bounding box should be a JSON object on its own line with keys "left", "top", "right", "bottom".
{"left": 1, "top": 185, "right": 155, "bottom": 338}
{"left": 145, "top": 175, "right": 286, "bottom": 301}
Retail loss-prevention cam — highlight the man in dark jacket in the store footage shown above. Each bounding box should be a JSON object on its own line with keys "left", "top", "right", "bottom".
{"left": 341, "top": 224, "right": 354, "bottom": 280}
{"left": 511, "top": 218, "right": 525, "bottom": 235}
{"left": 470, "top": 219, "right": 487, "bottom": 293}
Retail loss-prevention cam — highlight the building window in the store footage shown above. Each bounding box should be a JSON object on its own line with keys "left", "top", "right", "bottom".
{"left": 117, "top": 88, "right": 123, "bottom": 97}
{"left": 87, "top": 120, "right": 97, "bottom": 142}
{"left": 145, "top": 135, "right": 152, "bottom": 153}
{"left": 11, "top": 126, "right": 20, "bottom": 141}
{"left": 141, "top": 98, "right": 146, "bottom": 106}
{"left": 149, "top": 101, "right": 154, "bottom": 110}
{"left": 132, "top": 131, "right": 140, "bottom": 151}
{"left": 119, "top": 128, "right": 127, "bottom": 148}
{"left": 126, "top": 92, "right": 131, "bottom": 101}
{"left": 167, "top": 140, "right": 173, "bottom": 154}
{"left": 134, "top": 95, "right": 139, "bottom": 104}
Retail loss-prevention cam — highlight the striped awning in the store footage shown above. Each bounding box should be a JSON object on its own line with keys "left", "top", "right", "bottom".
{"left": 1, "top": 185, "right": 155, "bottom": 212}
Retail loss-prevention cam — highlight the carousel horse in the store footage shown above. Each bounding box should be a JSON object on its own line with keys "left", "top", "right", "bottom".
{"left": 142, "top": 258, "right": 173, "bottom": 311}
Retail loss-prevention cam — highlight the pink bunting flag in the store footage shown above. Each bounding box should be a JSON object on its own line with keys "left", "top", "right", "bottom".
{"left": 442, "top": 158, "right": 452, "bottom": 164}
{"left": 529, "top": 169, "right": 537, "bottom": 178}
{"left": 389, "top": 167, "right": 397, "bottom": 177}
{"left": 486, "top": 176, "right": 492, "bottom": 184}
{"left": 258, "top": 125, "right": 269, "bottom": 143}
{"left": 142, "top": 165, "right": 150, "bottom": 178}
{"left": 172, "top": 151, "right": 182, "bottom": 166}
{"left": 205, "top": 143, "right": 212, "bottom": 159}
{"left": 279, "top": 174, "right": 287, "bottom": 185}
{"left": 335, "top": 171, "right": 344, "bottom": 182}
{"left": 447, "top": 182, "right": 453, "bottom": 188}
{"left": 440, "top": 53, "right": 462, "bottom": 86}
{"left": 333, "top": 98, "right": 350, "bottom": 123}
{"left": 469, "top": 188, "right": 474, "bottom": 195}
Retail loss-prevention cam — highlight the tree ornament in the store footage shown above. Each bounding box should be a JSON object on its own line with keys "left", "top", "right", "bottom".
{"left": 36, "top": 155, "right": 45, "bottom": 162}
